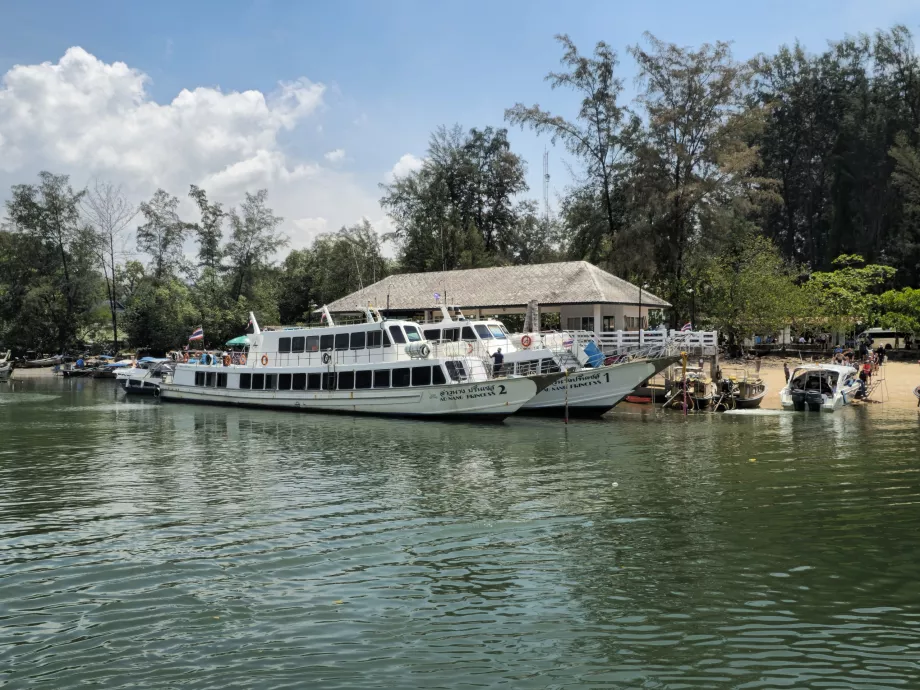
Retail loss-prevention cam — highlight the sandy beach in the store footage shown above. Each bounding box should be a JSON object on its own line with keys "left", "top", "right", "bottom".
{"left": 7, "top": 358, "right": 920, "bottom": 411}
{"left": 722, "top": 357, "right": 920, "bottom": 410}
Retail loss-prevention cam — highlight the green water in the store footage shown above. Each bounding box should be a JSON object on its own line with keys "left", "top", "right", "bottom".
{"left": 1, "top": 376, "right": 920, "bottom": 689}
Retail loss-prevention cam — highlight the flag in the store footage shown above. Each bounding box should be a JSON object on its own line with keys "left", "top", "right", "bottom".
{"left": 434, "top": 292, "right": 441, "bottom": 303}
{"left": 680, "top": 322, "right": 692, "bottom": 332}
{"left": 189, "top": 326, "right": 204, "bottom": 341}
{"left": 320, "top": 312, "right": 327, "bottom": 322}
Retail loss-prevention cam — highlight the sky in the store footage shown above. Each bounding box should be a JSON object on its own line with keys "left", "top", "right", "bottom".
{"left": 1, "top": 0, "right": 918, "bottom": 253}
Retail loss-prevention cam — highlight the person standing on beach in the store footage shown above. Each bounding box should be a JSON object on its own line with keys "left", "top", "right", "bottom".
{"left": 784, "top": 362, "right": 791, "bottom": 382}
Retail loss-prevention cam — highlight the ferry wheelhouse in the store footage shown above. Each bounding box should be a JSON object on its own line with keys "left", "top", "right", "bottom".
{"left": 158, "top": 311, "right": 554, "bottom": 421}
{"left": 418, "top": 306, "right": 677, "bottom": 417}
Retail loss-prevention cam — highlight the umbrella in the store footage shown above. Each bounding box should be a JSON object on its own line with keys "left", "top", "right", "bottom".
{"left": 225, "top": 335, "right": 250, "bottom": 346}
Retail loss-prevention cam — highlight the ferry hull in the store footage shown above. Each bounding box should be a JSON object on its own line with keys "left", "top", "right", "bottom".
{"left": 158, "top": 377, "right": 538, "bottom": 422}
{"left": 519, "top": 357, "right": 676, "bottom": 417}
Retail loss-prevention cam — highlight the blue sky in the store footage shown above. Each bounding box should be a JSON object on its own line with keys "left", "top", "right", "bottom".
{"left": 1, "top": 0, "right": 918, "bottom": 248}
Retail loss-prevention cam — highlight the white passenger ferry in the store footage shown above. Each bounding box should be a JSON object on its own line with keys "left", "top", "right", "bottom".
{"left": 158, "top": 312, "right": 555, "bottom": 421}
{"left": 418, "top": 307, "right": 677, "bottom": 417}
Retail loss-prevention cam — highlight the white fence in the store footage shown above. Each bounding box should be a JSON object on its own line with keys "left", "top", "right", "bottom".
{"left": 571, "top": 329, "right": 718, "bottom": 355}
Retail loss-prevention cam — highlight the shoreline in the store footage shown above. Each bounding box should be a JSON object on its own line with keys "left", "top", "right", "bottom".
{"left": 10, "top": 357, "right": 920, "bottom": 411}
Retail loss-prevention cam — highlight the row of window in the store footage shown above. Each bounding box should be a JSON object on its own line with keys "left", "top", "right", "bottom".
{"left": 512, "top": 358, "right": 559, "bottom": 375}
{"left": 194, "top": 371, "right": 228, "bottom": 387}
{"left": 236, "top": 363, "right": 462, "bottom": 392}
{"left": 276, "top": 325, "right": 425, "bottom": 354}
{"left": 422, "top": 324, "right": 507, "bottom": 342}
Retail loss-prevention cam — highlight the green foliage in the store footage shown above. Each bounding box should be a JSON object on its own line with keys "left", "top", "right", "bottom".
{"left": 188, "top": 185, "right": 225, "bottom": 272}
{"left": 3, "top": 172, "right": 101, "bottom": 350}
{"left": 700, "top": 233, "right": 802, "bottom": 344}
{"left": 877, "top": 287, "right": 920, "bottom": 333}
{"left": 380, "top": 125, "right": 531, "bottom": 270}
{"left": 225, "top": 189, "right": 286, "bottom": 301}
{"left": 136, "top": 189, "right": 188, "bottom": 282}
{"left": 804, "top": 255, "right": 896, "bottom": 332}
{"left": 123, "top": 277, "right": 196, "bottom": 352}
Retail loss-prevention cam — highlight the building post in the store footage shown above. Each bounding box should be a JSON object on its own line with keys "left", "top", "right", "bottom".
{"left": 592, "top": 303, "right": 602, "bottom": 335}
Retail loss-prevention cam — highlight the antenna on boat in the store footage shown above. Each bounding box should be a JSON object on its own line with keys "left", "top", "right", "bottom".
{"left": 248, "top": 311, "right": 261, "bottom": 335}
{"left": 321, "top": 305, "right": 336, "bottom": 327}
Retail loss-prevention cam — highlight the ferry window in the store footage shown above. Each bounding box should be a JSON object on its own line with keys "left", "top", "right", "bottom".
{"left": 279, "top": 337, "right": 291, "bottom": 353}
{"left": 306, "top": 336, "right": 318, "bottom": 352}
{"left": 383, "top": 330, "right": 391, "bottom": 347}
{"left": 355, "top": 370, "right": 372, "bottom": 389}
{"left": 335, "top": 333, "right": 349, "bottom": 350}
{"left": 239, "top": 373, "right": 251, "bottom": 389}
{"left": 541, "top": 358, "right": 557, "bottom": 372}
{"left": 338, "top": 371, "right": 354, "bottom": 390}
{"left": 424, "top": 329, "right": 440, "bottom": 340}
{"left": 367, "top": 330, "right": 382, "bottom": 348}
{"left": 252, "top": 373, "right": 265, "bottom": 390}
{"left": 279, "top": 373, "right": 292, "bottom": 390}
{"left": 205, "top": 371, "right": 215, "bottom": 386}
{"left": 350, "top": 331, "right": 366, "bottom": 350}
{"left": 307, "top": 373, "right": 321, "bottom": 390}
{"left": 489, "top": 326, "right": 505, "bottom": 339}
{"left": 392, "top": 368, "right": 411, "bottom": 388}
{"left": 475, "top": 324, "right": 493, "bottom": 339}
{"left": 292, "top": 336, "right": 305, "bottom": 353}
{"left": 265, "top": 374, "right": 277, "bottom": 390}
{"left": 322, "top": 372, "right": 337, "bottom": 390}
{"left": 404, "top": 326, "right": 422, "bottom": 342}
{"left": 412, "top": 366, "right": 431, "bottom": 386}
{"left": 461, "top": 326, "right": 475, "bottom": 340}
{"left": 195, "top": 371, "right": 205, "bottom": 386}
{"left": 292, "top": 373, "right": 306, "bottom": 390}
{"left": 374, "top": 370, "right": 390, "bottom": 388}
{"left": 320, "top": 334, "right": 334, "bottom": 351}
{"left": 388, "top": 325, "right": 406, "bottom": 344}
{"left": 217, "top": 373, "right": 227, "bottom": 388}
{"left": 444, "top": 328, "right": 460, "bottom": 342}
{"left": 433, "top": 365, "right": 447, "bottom": 385}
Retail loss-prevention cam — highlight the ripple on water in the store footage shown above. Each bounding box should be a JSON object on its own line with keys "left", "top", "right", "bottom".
{"left": 1, "top": 379, "right": 920, "bottom": 688}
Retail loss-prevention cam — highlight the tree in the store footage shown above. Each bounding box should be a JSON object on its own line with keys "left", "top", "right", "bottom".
{"left": 805, "top": 254, "right": 896, "bottom": 335}
{"left": 188, "top": 185, "right": 225, "bottom": 272}
{"left": 136, "top": 189, "right": 188, "bottom": 282}
{"left": 701, "top": 232, "right": 803, "bottom": 347}
{"left": 506, "top": 35, "right": 637, "bottom": 265}
{"left": 877, "top": 287, "right": 920, "bottom": 337}
{"left": 123, "top": 277, "right": 196, "bottom": 353}
{"left": 5, "top": 172, "right": 98, "bottom": 349}
{"left": 309, "top": 220, "right": 390, "bottom": 307}
{"left": 225, "top": 189, "right": 286, "bottom": 301}
{"left": 380, "top": 125, "right": 528, "bottom": 271}
{"left": 81, "top": 180, "right": 136, "bottom": 352}
{"left": 629, "top": 34, "right": 771, "bottom": 325}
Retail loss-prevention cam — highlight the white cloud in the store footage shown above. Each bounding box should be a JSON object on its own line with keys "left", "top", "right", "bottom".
{"left": 386, "top": 153, "right": 424, "bottom": 182}
{"left": 0, "top": 46, "right": 390, "bottom": 254}
{"left": 323, "top": 148, "right": 345, "bottom": 163}
{"left": 290, "top": 216, "right": 329, "bottom": 249}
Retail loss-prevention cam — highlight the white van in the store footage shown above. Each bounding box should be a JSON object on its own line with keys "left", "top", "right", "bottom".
{"left": 857, "top": 328, "right": 911, "bottom": 349}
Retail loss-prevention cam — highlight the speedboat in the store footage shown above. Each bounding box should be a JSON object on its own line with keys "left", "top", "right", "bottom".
{"left": 158, "top": 311, "right": 559, "bottom": 421}
{"left": 121, "top": 362, "right": 175, "bottom": 395}
{"left": 779, "top": 364, "right": 862, "bottom": 412}
{"left": 115, "top": 357, "right": 171, "bottom": 381}
{"left": 417, "top": 306, "right": 677, "bottom": 417}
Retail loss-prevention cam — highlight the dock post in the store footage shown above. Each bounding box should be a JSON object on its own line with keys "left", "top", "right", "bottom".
{"left": 710, "top": 350, "right": 720, "bottom": 381}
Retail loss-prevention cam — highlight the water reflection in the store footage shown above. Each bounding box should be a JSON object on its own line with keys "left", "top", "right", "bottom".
{"left": 1, "top": 377, "right": 920, "bottom": 688}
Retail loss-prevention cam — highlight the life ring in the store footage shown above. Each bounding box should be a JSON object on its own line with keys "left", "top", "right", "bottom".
{"left": 239, "top": 354, "right": 247, "bottom": 365}
{"left": 467, "top": 342, "right": 474, "bottom": 354}
{"left": 322, "top": 352, "right": 331, "bottom": 364}
{"left": 521, "top": 335, "right": 533, "bottom": 349}
{"left": 182, "top": 352, "right": 189, "bottom": 363}
{"left": 914, "top": 384, "right": 920, "bottom": 400}
{"left": 260, "top": 354, "right": 269, "bottom": 366}
{"left": 223, "top": 355, "right": 231, "bottom": 367}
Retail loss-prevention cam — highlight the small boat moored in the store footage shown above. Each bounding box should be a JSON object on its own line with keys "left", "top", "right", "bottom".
{"left": 780, "top": 364, "right": 862, "bottom": 412}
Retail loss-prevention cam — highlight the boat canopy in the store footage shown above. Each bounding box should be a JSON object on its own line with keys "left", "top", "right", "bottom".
{"left": 226, "top": 335, "right": 250, "bottom": 346}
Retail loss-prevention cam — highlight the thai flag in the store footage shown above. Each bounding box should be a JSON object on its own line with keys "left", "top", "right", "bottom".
{"left": 189, "top": 326, "right": 204, "bottom": 341}
{"left": 680, "top": 322, "right": 692, "bottom": 331}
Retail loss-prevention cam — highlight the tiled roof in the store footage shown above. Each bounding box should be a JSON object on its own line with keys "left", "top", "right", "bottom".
{"left": 323, "top": 261, "right": 670, "bottom": 312}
